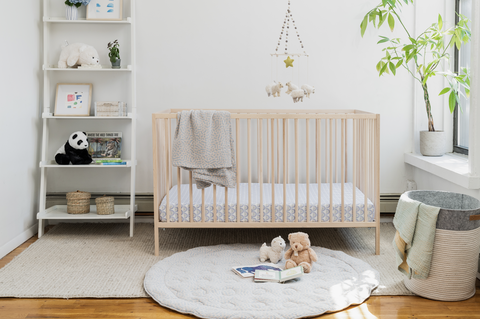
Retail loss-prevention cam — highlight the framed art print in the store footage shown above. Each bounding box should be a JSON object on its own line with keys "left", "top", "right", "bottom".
{"left": 54, "top": 83, "right": 92, "bottom": 117}
{"left": 86, "top": 0, "right": 123, "bottom": 21}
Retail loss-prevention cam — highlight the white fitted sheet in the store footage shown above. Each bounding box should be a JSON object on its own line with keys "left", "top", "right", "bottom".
{"left": 159, "top": 183, "right": 375, "bottom": 223}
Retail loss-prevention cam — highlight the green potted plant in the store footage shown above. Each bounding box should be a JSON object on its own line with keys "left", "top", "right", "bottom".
{"left": 108, "top": 39, "right": 121, "bottom": 69}
{"left": 64, "top": 0, "right": 90, "bottom": 20}
{"left": 361, "top": 0, "right": 471, "bottom": 156}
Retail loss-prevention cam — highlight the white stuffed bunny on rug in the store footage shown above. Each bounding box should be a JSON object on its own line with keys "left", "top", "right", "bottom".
{"left": 259, "top": 236, "right": 286, "bottom": 264}
{"left": 58, "top": 42, "right": 100, "bottom": 68}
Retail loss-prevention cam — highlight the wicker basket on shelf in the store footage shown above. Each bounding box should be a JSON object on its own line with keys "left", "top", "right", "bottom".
{"left": 95, "top": 195, "right": 115, "bottom": 215}
{"left": 66, "top": 190, "right": 91, "bottom": 214}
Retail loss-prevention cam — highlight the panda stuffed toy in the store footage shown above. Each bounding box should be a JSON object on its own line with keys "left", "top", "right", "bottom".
{"left": 55, "top": 131, "right": 94, "bottom": 165}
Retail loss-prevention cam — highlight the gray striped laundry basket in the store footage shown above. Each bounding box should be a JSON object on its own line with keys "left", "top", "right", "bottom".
{"left": 403, "top": 191, "right": 480, "bottom": 301}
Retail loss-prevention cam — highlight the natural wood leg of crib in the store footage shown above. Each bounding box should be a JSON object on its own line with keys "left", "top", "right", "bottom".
{"left": 154, "top": 227, "right": 159, "bottom": 256}
{"left": 375, "top": 225, "right": 380, "bottom": 255}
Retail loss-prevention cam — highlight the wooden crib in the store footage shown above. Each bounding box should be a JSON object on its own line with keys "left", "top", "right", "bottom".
{"left": 152, "top": 109, "right": 380, "bottom": 256}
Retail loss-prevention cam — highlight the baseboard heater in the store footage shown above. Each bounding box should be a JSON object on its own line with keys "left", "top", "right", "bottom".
{"left": 46, "top": 193, "right": 401, "bottom": 215}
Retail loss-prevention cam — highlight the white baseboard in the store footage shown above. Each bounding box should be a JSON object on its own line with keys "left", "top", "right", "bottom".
{"left": 47, "top": 216, "right": 154, "bottom": 225}
{"left": 0, "top": 223, "right": 38, "bottom": 260}
{"left": 477, "top": 272, "right": 480, "bottom": 281}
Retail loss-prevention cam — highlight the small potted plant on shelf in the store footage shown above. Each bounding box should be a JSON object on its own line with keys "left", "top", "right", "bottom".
{"left": 361, "top": 0, "right": 471, "bottom": 156}
{"left": 108, "top": 39, "right": 121, "bottom": 69}
{"left": 64, "top": 0, "right": 91, "bottom": 21}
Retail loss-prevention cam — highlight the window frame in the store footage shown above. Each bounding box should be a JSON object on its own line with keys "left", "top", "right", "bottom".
{"left": 453, "top": 0, "right": 469, "bottom": 155}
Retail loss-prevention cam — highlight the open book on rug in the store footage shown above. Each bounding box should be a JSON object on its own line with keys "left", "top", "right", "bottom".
{"left": 231, "top": 264, "right": 282, "bottom": 278}
{"left": 254, "top": 266, "right": 304, "bottom": 283}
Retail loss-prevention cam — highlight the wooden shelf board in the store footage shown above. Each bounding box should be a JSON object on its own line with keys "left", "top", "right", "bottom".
{"left": 44, "top": 66, "right": 132, "bottom": 71}
{"left": 41, "top": 160, "right": 134, "bottom": 168}
{"left": 37, "top": 205, "right": 136, "bottom": 220}
{"left": 42, "top": 113, "right": 133, "bottom": 120}
{"left": 44, "top": 17, "right": 132, "bottom": 24}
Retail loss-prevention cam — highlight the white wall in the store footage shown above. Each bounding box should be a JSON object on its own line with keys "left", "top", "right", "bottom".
{"left": 0, "top": 1, "right": 42, "bottom": 258}
{"left": 47, "top": 0, "right": 421, "bottom": 196}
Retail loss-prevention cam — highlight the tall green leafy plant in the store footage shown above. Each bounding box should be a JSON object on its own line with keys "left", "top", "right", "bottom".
{"left": 108, "top": 39, "right": 121, "bottom": 64}
{"left": 361, "top": 0, "right": 471, "bottom": 132}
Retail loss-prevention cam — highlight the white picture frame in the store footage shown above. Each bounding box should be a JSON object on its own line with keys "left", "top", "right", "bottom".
{"left": 86, "top": 0, "right": 123, "bottom": 21}
{"left": 54, "top": 83, "right": 93, "bottom": 117}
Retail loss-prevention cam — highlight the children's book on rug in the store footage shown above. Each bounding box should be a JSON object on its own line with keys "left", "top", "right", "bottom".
{"left": 254, "top": 265, "right": 304, "bottom": 283}
{"left": 87, "top": 132, "right": 122, "bottom": 159}
{"left": 231, "top": 264, "right": 283, "bottom": 278}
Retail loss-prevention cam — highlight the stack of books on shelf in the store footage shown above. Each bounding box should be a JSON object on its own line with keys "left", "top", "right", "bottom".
{"left": 94, "top": 102, "right": 127, "bottom": 117}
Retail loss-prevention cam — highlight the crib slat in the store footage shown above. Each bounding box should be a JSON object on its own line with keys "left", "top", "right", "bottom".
{"left": 267, "top": 119, "right": 270, "bottom": 184}
{"left": 306, "top": 119, "right": 310, "bottom": 223}
{"left": 329, "top": 119, "right": 333, "bottom": 222}
{"left": 345, "top": 118, "right": 348, "bottom": 183}
{"left": 295, "top": 118, "right": 299, "bottom": 223}
{"left": 286, "top": 120, "right": 289, "bottom": 184}
{"left": 317, "top": 119, "right": 321, "bottom": 223}
{"left": 353, "top": 119, "right": 357, "bottom": 222}
{"left": 202, "top": 188, "right": 205, "bottom": 222}
{"left": 375, "top": 115, "right": 381, "bottom": 255}
{"left": 315, "top": 118, "right": 318, "bottom": 184}
{"left": 248, "top": 119, "right": 252, "bottom": 222}
{"left": 225, "top": 187, "right": 229, "bottom": 223}
{"left": 283, "top": 119, "right": 287, "bottom": 222}
{"left": 341, "top": 119, "right": 345, "bottom": 222}
{"left": 277, "top": 119, "right": 280, "bottom": 184}
{"left": 213, "top": 184, "right": 217, "bottom": 223}
{"left": 271, "top": 118, "right": 275, "bottom": 222}
{"left": 189, "top": 172, "right": 193, "bottom": 222}
{"left": 177, "top": 167, "right": 181, "bottom": 221}
{"left": 364, "top": 120, "right": 368, "bottom": 221}
{"left": 335, "top": 118, "right": 338, "bottom": 183}
{"left": 259, "top": 119, "right": 263, "bottom": 222}
{"left": 236, "top": 118, "right": 240, "bottom": 223}
{"left": 165, "top": 119, "right": 170, "bottom": 223}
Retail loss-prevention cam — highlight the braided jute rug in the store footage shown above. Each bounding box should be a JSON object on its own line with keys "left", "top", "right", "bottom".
{"left": 0, "top": 222, "right": 411, "bottom": 298}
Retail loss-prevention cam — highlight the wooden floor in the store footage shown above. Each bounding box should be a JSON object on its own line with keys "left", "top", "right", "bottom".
{"left": 0, "top": 231, "right": 479, "bottom": 319}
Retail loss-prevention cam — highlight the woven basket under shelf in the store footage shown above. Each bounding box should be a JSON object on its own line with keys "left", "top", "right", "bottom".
{"left": 95, "top": 196, "right": 115, "bottom": 215}
{"left": 66, "top": 190, "right": 91, "bottom": 214}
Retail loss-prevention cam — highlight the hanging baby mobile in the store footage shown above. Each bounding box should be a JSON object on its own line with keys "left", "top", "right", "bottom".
{"left": 265, "top": 0, "right": 314, "bottom": 103}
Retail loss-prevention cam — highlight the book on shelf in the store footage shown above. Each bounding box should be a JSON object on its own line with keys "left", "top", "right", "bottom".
{"left": 254, "top": 266, "right": 304, "bottom": 283}
{"left": 87, "top": 132, "right": 122, "bottom": 159}
{"left": 99, "top": 162, "right": 127, "bottom": 165}
{"left": 231, "top": 264, "right": 282, "bottom": 278}
{"left": 95, "top": 159, "right": 124, "bottom": 163}
{"left": 94, "top": 101, "right": 127, "bottom": 117}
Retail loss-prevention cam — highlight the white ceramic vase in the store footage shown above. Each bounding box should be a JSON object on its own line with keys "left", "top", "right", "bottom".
{"left": 65, "top": 5, "right": 78, "bottom": 20}
{"left": 420, "top": 130, "right": 446, "bottom": 156}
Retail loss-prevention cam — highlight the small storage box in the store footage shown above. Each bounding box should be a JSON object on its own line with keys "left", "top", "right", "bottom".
{"left": 95, "top": 196, "right": 115, "bottom": 215}
{"left": 66, "top": 191, "right": 91, "bottom": 214}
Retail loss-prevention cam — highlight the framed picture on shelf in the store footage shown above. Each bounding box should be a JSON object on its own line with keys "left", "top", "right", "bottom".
{"left": 86, "top": 0, "right": 123, "bottom": 21}
{"left": 54, "top": 83, "right": 92, "bottom": 117}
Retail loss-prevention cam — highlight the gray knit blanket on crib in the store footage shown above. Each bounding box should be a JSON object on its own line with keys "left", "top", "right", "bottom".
{"left": 172, "top": 110, "right": 236, "bottom": 189}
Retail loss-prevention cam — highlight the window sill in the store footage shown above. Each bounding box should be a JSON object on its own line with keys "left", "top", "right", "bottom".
{"left": 404, "top": 152, "right": 480, "bottom": 189}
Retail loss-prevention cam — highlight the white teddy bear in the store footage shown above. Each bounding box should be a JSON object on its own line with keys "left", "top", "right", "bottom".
{"left": 58, "top": 42, "right": 100, "bottom": 68}
{"left": 259, "top": 236, "right": 286, "bottom": 264}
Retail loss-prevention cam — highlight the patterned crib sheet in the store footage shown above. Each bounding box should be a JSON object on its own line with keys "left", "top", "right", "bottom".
{"left": 159, "top": 183, "right": 376, "bottom": 223}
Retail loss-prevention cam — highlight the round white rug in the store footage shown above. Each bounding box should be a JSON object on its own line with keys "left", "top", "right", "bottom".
{"left": 144, "top": 244, "right": 379, "bottom": 318}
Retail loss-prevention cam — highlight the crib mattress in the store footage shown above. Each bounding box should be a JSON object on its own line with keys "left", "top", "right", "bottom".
{"left": 159, "top": 183, "right": 375, "bottom": 223}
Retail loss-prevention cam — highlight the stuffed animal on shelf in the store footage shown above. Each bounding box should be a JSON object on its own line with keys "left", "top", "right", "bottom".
{"left": 284, "top": 232, "right": 318, "bottom": 273}
{"left": 265, "top": 81, "right": 284, "bottom": 97}
{"left": 55, "top": 131, "right": 94, "bottom": 165}
{"left": 301, "top": 84, "right": 315, "bottom": 98}
{"left": 58, "top": 42, "right": 100, "bottom": 68}
{"left": 259, "top": 236, "right": 286, "bottom": 264}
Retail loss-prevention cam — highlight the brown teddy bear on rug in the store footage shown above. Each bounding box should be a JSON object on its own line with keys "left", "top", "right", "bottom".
{"left": 284, "top": 232, "right": 318, "bottom": 273}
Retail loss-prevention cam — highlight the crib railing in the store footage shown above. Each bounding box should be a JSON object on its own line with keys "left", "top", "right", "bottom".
{"left": 152, "top": 109, "right": 380, "bottom": 255}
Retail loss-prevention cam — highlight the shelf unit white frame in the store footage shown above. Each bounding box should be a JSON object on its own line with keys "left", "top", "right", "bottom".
{"left": 38, "top": 0, "right": 137, "bottom": 237}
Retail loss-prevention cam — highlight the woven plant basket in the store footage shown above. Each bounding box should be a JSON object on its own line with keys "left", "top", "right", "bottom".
{"left": 95, "top": 196, "right": 115, "bottom": 215}
{"left": 66, "top": 190, "right": 91, "bottom": 214}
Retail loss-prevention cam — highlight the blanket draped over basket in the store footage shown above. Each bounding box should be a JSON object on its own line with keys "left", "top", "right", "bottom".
{"left": 393, "top": 193, "right": 440, "bottom": 279}
{"left": 172, "top": 110, "right": 236, "bottom": 189}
